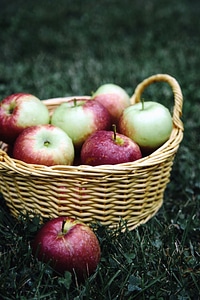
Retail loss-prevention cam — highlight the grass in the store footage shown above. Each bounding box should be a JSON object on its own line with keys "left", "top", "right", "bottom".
{"left": 0, "top": 0, "right": 200, "bottom": 299}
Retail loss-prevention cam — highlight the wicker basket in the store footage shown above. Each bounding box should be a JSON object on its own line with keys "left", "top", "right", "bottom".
{"left": 0, "top": 74, "right": 183, "bottom": 231}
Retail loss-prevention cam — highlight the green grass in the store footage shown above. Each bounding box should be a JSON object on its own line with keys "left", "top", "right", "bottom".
{"left": 0, "top": 0, "right": 200, "bottom": 299}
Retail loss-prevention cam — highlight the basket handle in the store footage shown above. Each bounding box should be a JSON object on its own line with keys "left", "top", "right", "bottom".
{"left": 130, "top": 74, "right": 183, "bottom": 130}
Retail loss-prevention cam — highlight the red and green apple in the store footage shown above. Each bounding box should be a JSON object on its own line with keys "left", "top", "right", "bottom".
{"left": 0, "top": 93, "right": 50, "bottom": 144}
{"left": 12, "top": 124, "right": 74, "bottom": 166}
{"left": 92, "top": 83, "right": 130, "bottom": 123}
{"left": 51, "top": 98, "right": 111, "bottom": 149}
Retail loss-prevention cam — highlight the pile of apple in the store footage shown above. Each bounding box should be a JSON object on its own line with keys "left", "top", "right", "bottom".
{"left": 0, "top": 83, "right": 173, "bottom": 166}
{"left": 0, "top": 85, "right": 173, "bottom": 280}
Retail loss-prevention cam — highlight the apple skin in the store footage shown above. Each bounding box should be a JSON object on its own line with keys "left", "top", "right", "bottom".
{"left": 0, "top": 93, "right": 50, "bottom": 144}
{"left": 12, "top": 124, "right": 74, "bottom": 166}
{"left": 118, "top": 101, "right": 173, "bottom": 155}
{"left": 81, "top": 130, "right": 142, "bottom": 166}
{"left": 31, "top": 217, "right": 101, "bottom": 280}
{"left": 92, "top": 83, "right": 130, "bottom": 124}
{"left": 51, "top": 98, "right": 111, "bottom": 149}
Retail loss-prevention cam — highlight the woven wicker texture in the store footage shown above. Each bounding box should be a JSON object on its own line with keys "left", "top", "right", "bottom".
{"left": 0, "top": 74, "right": 183, "bottom": 230}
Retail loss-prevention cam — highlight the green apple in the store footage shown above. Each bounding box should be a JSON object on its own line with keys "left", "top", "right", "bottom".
{"left": 118, "top": 101, "right": 173, "bottom": 155}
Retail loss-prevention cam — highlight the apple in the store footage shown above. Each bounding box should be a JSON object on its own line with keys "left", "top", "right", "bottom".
{"left": 51, "top": 98, "right": 111, "bottom": 149}
{"left": 31, "top": 217, "right": 101, "bottom": 280}
{"left": 12, "top": 124, "right": 74, "bottom": 166}
{"left": 0, "top": 93, "right": 50, "bottom": 144}
{"left": 92, "top": 83, "right": 130, "bottom": 123}
{"left": 81, "top": 125, "right": 142, "bottom": 166}
{"left": 118, "top": 101, "right": 173, "bottom": 155}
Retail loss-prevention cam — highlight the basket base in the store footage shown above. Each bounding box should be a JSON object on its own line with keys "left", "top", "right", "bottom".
{"left": 2, "top": 191, "right": 163, "bottom": 232}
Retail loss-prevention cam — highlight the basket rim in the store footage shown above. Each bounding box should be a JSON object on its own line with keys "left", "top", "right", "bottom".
{"left": 0, "top": 74, "right": 184, "bottom": 176}
{"left": 0, "top": 127, "right": 183, "bottom": 172}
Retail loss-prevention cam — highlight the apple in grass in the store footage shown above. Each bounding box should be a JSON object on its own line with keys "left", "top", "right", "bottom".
{"left": 118, "top": 100, "right": 173, "bottom": 155}
{"left": 92, "top": 83, "right": 131, "bottom": 123}
{"left": 81, "top": 125, "right": 142, "bottom": 166}
{"left": 0, "top": 93, "right": 50, "bottom": 144}
{"left": 51, "top": 98, "right": 111, "bottom": 149}
{"left": 12, "top": 124, "right": 74, "bottom": 166}
{"left": 31, "top": 217, "right": 101, "bottom": 281}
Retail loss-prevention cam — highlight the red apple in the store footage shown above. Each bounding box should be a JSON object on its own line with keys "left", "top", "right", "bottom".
{"left": 12, "top": 124, "right": 74, "bottom": 166}
{"left": 31, "top": 217, "right": 101, "bottom": 280}
{"left": 81, "top": 126, "right": 142, "bottom": 166}
{"left": 0, "top": 93, "right": 50, "bottom": 144}
{"left": 118, "top": 100, "right": 173, "bottom": 155}
{"left": 92, "top": 83, "right": 130, "bottom": 123}
{"left": 51, "top": 98, "right": 111, "bottom": 149}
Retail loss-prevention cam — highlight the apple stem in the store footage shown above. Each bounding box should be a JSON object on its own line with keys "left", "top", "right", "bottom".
{"left": 141, "top": 98, "right": 145, "bottom": 110}
{"left": 112, "top": 124, "right": 117, "bottom": 141}
{"left": 44, "top": 140, "right": 50, "bottom": 147}
{"left": 62, "top": 220, "right": 66, "bottom": 234}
